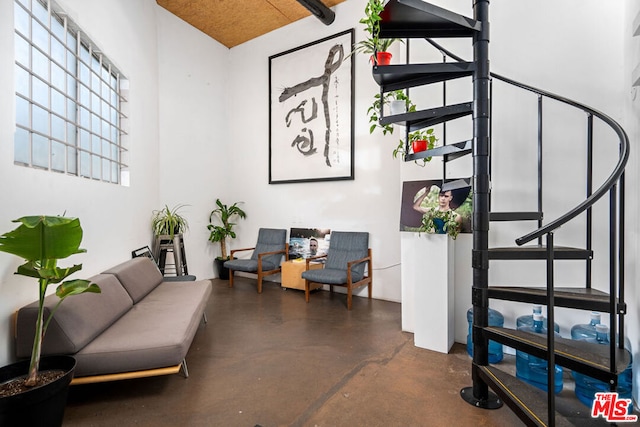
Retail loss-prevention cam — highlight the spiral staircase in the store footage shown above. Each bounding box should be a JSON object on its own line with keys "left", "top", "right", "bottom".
{"left": 374, "top": 1, "right": 631, "bottom": 425}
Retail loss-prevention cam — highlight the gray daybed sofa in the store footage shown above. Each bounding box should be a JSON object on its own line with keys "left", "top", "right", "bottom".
{"left": 15, "top": 257, "right": 212, "bottom": 384}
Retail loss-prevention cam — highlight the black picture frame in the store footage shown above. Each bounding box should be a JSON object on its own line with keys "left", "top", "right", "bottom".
{"left": 269, "top": 29, "right": 355, "bottom": 184}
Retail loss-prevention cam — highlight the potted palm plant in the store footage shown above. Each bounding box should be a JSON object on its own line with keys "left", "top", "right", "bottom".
{"left": 351, "top": 0, "right": 402, "bottom": 65}
{"left": 207, "top": 199, "right": 246, "bottom": 280}
{"left": 0, "top": 216, "right": 99, "bottom": 426}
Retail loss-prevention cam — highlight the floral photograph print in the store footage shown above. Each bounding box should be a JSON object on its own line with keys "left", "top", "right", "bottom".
{"left": 269, "top": 29, "right": 354, "bottom": 184}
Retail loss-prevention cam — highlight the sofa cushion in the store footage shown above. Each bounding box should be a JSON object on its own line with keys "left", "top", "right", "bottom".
{"left": 16, "top": 274, "right": 133, "bottom": 358}
{"left": 72, "top": 279, "right": 212, "bottom": 376}
{"left": 102, "top": 257, "right": 163, "bottom": 303}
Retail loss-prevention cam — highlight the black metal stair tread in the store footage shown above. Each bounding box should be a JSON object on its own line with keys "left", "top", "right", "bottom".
{"left": 405, "top": 139, "right": 471, "bottom": 162}
{"left": 484, "top": 327, "right": 631, "bottom": 380}
{"left": 488, "top": 286, "right": 613, "bottom": 312}
{"left": 477, "top": 365, "right": 612, "bottom": 426}
{"left": 477, "top": 365, "right": 574, "bottom": 426}
{"left": 488, "top": 245, "right": 593, "bottom": 260}
{"left": 379, "top": 102, "right": 472, "bottom": 131}
{"left": 490, "top": 211, "right": 543, "bottom": 221}
{"left": 372, "top": 62, "right": 474, "bottom": 91}
{"left": 379, "top": 0, "right": 480, "bottom": 39}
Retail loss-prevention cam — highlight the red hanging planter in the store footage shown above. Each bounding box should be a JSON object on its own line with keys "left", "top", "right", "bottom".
{"left": 412, "top": 139, "right": 427, "bottom": 153}
{"left": 371, "top": 51, "right": 392, "bottom": 65}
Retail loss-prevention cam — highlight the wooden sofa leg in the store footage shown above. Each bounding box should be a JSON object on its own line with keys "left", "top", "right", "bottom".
{"left": 228, "top": 270, "right": 234, "bottom": 288}
{"left": 347, "top": 285, "right": 352, "bottom": 310}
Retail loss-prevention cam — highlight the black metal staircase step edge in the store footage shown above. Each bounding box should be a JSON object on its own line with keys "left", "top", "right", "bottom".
{"left": 477, "top": 365, "right": 610, "bottom": 426}
{"left": 379, "top": 0, "right": 480, "bottom": 39}
{"left": 476, "top": 365, "right": 573, "bottom": 427}
{"left": 372, "top": 62, "right": 475, "bottom": 91}
{"left": 488, "top": 286, "right": 613, "bottom": 313}
{"left": 483, "top": 327, "right": 631, "bottom": 382}
{"left": 379, "top": 102, "right": 472, "bottom": 130}
{"left": 488, "top": 245, "right": 593, "bottom": 260}
{"left": 490, "top": 211, "right": 543, "bottom": 221}
{"left": 405, "top": 139, "right": 471, "bottom": 162}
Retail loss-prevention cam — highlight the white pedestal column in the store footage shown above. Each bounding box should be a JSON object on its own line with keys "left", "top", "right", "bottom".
{"left": 401, "top": 232, "right": 455, "bottom": 354}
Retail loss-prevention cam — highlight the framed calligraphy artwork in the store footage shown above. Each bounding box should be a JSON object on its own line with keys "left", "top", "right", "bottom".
{"left": 269, "top": 29, "right": 354, "bottom": 184}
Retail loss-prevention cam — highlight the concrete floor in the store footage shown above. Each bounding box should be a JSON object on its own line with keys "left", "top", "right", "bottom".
{"left": 63, "top": 277, "right": 523, "bottom": 426}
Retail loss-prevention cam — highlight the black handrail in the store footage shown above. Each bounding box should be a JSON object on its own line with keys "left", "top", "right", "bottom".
{"left": 426, "top": 39, "right": 630, "bottom": 246}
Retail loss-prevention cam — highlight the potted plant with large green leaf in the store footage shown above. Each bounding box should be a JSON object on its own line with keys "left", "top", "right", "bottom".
{"left": 0, "top": 216, "right": 100, "bottom": 426}
{"left": 207, "top": 199, "right": 246, "bottom": 280}
{"left": 351, "top": 0, "right": 402, "bottom": 65}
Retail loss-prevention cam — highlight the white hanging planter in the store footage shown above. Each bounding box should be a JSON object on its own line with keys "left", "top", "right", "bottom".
{"left": 389, "top": 100, "right": 406, "bottom": 115}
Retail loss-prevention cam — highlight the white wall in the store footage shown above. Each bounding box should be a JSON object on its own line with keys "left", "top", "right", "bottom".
{"left": 225, "top": 0, "right": 403, "bottom": 303}
{"left": 155, "top": 7, "right": 230, "bottom": 279}
{"left": 0, "top": 0, "right": 162, "bottom": 365}
{"left": 625, "top": 0, "right": 640, "bottom": 407}
{"left": 489, "top": 1, "right": 639, "bottom": 404}
{"left": 0, "top": 0, "right": 637, "bottom": 403}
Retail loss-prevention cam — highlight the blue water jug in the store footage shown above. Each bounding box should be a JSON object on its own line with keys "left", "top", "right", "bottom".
{"left": 570, "top": 311, "right": 601, "bottom": 341}
{"left": 466, "top": 307, "right": 504, "bottom": 363}
{"left": 517, "top": 304, "right": 560, "bottom": 333}
{"left": 516, "top": 313, "right": 563, "bottom": 394}
{"left": 572, "top": 324, "right": 634, "bottom": 412}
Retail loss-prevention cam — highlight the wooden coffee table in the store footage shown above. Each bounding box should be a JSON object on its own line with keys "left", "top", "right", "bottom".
{"left": 281, "top": 259, "right": 323, "bottom": 291}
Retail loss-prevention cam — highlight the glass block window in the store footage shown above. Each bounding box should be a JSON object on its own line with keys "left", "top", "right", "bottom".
{"left": 14, "top": 0, "right": 128, "bottom": 184}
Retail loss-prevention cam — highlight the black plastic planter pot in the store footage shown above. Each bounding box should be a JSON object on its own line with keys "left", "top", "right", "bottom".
{"left": 0, "top": 355, "right": 76, "bottom": 427}
{"left": 214, "top": 258, "right": 231, "bottom": 280}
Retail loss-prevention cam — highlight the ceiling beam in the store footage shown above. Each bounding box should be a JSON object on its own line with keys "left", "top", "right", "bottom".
{"left": 296, "top": 0, "right": 335, "bottom": 25}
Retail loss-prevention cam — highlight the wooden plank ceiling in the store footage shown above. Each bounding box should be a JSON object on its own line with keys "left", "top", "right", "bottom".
{"left": 156, "top": 0, "right": 346, "bottom": 48}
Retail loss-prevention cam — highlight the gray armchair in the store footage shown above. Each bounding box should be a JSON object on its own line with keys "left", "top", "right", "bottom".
{"left": 224, "top": 228, "right": 288, "bottom": 293}
{"left": 301, "top": 231, "right": 372, "bottom": 310}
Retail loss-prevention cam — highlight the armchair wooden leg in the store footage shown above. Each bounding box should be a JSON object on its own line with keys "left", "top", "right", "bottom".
{"left": 228, "top": 270, "right": 234, "bottom": 288}
{"left": 347, "top": 284, "right": 352, "bottom": 310}
{"left": 305, "top": 280, "right": 310, "bottom": 303}
{"left": 368, "top": 282, "right": 372, "bottom": 299}
{"left": 257, "top": 266, "right": 263, "bottom": 293}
